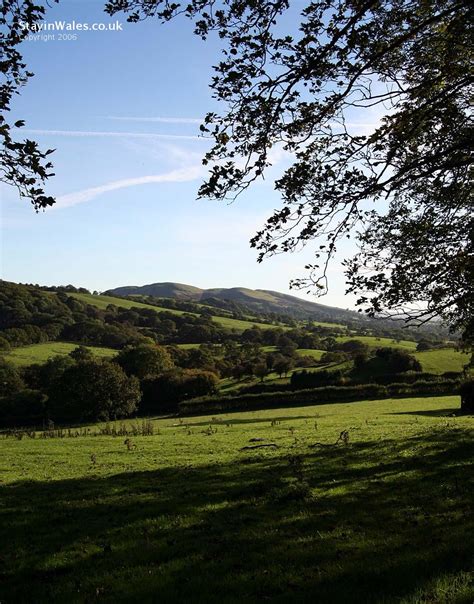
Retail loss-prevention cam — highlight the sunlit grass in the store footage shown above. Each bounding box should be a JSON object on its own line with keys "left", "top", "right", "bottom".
{"left": 4, "top": 342, "right": 117, "bottom": 366}
{"left": 69, "top": 292, "right": 283, "bottom": 332}
{"left": 414, "top": 349, "right": 470, "bottom": 374}
{"left": 1, "top": 395, "right": 472, "bottom": 602}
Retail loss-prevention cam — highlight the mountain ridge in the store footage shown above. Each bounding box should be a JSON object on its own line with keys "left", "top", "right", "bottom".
{"left": 105, "top": 282, "right": 362, "bottom": 323}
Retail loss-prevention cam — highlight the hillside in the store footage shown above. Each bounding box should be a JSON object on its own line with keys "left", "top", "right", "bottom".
{"left": 67, "top": 292, "right": 283, "bottom": 332}
{"left": 1, "top": 397, "right": 473, "bottom": 603}
{"left": 106, "top": 282, "right": 362, "bottom": 323}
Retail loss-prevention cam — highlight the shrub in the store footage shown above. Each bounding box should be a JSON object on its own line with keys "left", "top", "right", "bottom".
{"left": 0, "top": 358, "right": 24, "bottom": 397}
{"left": 291, "top": 369, "right": 344, "bottom": 389}
{"left": 0, "top": 337, "right": 11, "bottom": 351}
{"left": 69, "top": 345, "right": 94, "bottom": 362}
{"left": 416, "top": 341, "right": 433, "bottom": 351}
{"left": 273, "top": 356, "right": 294, "bottom": 377}
{"left": 22, "top": 355, "right": 74, "bottom": 391}
{"left": 0, "top": 389, "right": 46, "bottom": 427}
{"left": 141, "top": 369, "right": 219, "bottom": 414}
{"left": 48, "top": 360, "right": 141, "bottom": 423}
{"left": 115, "top": 343, "right": 173, "bottom": 379}
{"left": 374, "top": 348, "right": 422, "bottom": 373}
{"left": 338, "top": 339, "right": 369, "bottom": 356}
{"left": 352, "top": 348, "right": 422, "bottom": 379}
{"left": 319, "top": 351, "right": 348, "bottom": 365}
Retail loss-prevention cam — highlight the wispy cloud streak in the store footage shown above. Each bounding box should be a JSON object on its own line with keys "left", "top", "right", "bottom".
{"left": 14, "top": 129, "right": 203, "bottom": 141}
{"left": 106, "top": 116, "right": 203, "bottom": 124}
{"left": 55, "top": 167, "right": 204, "bottom": 209}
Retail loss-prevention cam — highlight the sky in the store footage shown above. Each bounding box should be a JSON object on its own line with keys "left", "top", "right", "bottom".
{"left": 1, "top": 0, "right": 373, "bottom": 310}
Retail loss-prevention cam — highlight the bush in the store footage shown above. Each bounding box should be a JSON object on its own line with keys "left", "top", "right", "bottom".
{"left": 351, "top": 348, "right": 422, "bottom": 379}
{"left": 48, "top": 360, "right": 141, "bottom": 423}
{"left": 374, "top": 348, "right": 422, "bottom": 373}
{"left": 141, "top": 369, "right": 219, "bottom": 414}
{"left": 0, "top": 337, "right": 11, "bottom": 351}
{"left": 115, "top": 343, "right": 173, "bottom": 379}
{"left": 0, "top": 389, "right": 46, "bottom": 427}
{"left": 0, "top": 358, "right": 24, "bottom": 397}
{"left": 319, "top": 351, "right": 348, "bottom": 365}
{"left": 69, "top": 345, "right": 94, "bottom": 362}
{"left": 291, "top": 369, "right": 345, "bottom": 389}
{"left": 416, "top": 341, "right": 433, "bottom": 351}
{"left": 22, "top": 356, "right": 74, "bottom": 391}
{"left": 337, "top": 339, "right": 369, "bottom": 356}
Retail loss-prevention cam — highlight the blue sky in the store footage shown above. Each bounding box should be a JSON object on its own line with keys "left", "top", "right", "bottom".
{"left": 1, "top": 0, "right": 368, "bottom": 309}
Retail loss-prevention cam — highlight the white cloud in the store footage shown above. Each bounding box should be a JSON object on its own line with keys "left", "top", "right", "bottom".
{"left": 105, "top": 116, "right": 203, "bottom": 124}
{"left": 122, "top": 138, "right": 207, "bottom": 166}
{"left": 14, "top": 128, "right": 203, "bottom": 141}
{"left": 55, "top": 166, "right": 204, "bottom": 209}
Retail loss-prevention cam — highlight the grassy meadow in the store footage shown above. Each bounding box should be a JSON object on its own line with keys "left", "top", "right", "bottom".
{"left": 68, "top": 293, "right": 191, "bottom": 315}
{"left": 414, "top": 349, "right": 471, "bottom": 374}
{"left": 336, "top": 335, "right": 419, "bottom": 350}
{"left": 4, "top": 342, "right": 117, "bottom": 367}
{"left": 69, "top": 292, "right": 285, "bottom": 332}
{"left": 1, "top": 395, "right": 472, "bottom": 603}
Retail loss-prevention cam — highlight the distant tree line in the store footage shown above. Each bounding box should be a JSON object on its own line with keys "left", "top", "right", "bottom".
{"left": 0, "top": 342, "right": 219, "bottom": 426}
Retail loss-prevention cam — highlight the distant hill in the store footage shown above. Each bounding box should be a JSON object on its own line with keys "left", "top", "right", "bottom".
{"left": 105, "top": 282, "right": 362, "bottom": 323}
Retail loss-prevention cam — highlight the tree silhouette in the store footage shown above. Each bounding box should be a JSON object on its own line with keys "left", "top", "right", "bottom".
{"left": 104, "top": 0, "right": 473, "bottom": 340}
{"left": 1, "top": 0, "right": 57, "bottom": 210}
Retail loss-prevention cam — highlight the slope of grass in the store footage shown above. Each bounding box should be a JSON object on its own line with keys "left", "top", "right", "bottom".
{"left": 69, "top": 293, "right": 282, "bottom": 332}
{"left": 297, "top": 348, "right": 326, "bottom": 361}
{"left": 174, "top": 343, "right": 201, "bottom": 350}
{"left": 336, "top": 335, "right": 418, "bottom": 350}
{"left": 311, "top": 320, "right": 347, "bottom": 329}
{"left": 414, "top": 348, "right": 470, "bottom": 374}
{"left": 4, "top": 342, "right": 117, "bottom": 367}
{"left": 0, "top": 396, "right": 472, "bottom": 603}
{"left": 69, "top": 292, "right": 191, "bottom": 315}
{"left": 212, "top": 316, "right": 281, "bottom": 331}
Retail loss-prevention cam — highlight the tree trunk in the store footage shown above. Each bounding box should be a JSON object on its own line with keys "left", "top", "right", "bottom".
{"left": 460, "top": 380, "right": 474, "bottom": 413}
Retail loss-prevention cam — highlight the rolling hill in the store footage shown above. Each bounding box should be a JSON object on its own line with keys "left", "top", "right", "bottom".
{"left": 105, "top": 282, "right": 362, "bottom": 323}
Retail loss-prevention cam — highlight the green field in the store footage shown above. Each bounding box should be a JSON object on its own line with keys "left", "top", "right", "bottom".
{"left": 69, "top": 292, "right": 191, "bottom": 315}
{"left": 336, "top": 335, "right": 418, "bottom": 350}
{"left": 1, "top": 396, "right": 472, "bottom": 603}
{"left": 414, "top": 348, "right": 470, "bottom": 374}
{"left": 4, "top": 342, "right": 117, "bottom": 367}
{"left": 175, "top": 343, "right": 202, "bottom": 350}
{"left": 297, "top": 348, "right": 326, "bottom": 361}
{"left": 311, "top": 320, "right": 346, "bottom": 329}
{"left": 69, "top": 293, "right": 283, "bottom": 332}
{"left": 213, "top": 315, "right": 283, "bottom": 331}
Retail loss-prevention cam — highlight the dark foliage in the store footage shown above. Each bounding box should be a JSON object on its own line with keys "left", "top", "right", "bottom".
{"left": 115, "top": 343, "right": 174, "bottom": 379}
{"left": 291, "top": 369, "right": 345, "bottom": 390}
{"left": 0, "top": 389, "right": 46, "bottom": 426}
{"left": 48, "top": 360, "right": 141, "bottom": 423}
{"left": 0, "top": 358, "right": 24, "bottom": 397}
{"left": 460, "top": 380, "right": 474, "bottom": 413}
{"left": 141, "top": 369, "right": 219, "bottom": 414}
{"left": 345, "top": 347, "right": 424, "bottom": 382}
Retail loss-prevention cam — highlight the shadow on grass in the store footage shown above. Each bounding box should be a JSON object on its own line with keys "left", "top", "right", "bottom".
{"left": 389, "top": 408, "right": 464, "bottom": 417}
{"left": 0, "top": 430, "right": 473, "bottom": 603}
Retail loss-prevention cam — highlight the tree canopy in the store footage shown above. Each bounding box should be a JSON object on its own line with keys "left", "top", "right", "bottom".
{"left": 1, "top": 0, "right": 57, "bottom": 210}
{"left": 104, "top": 0, "right": 473, "bottom": 340}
